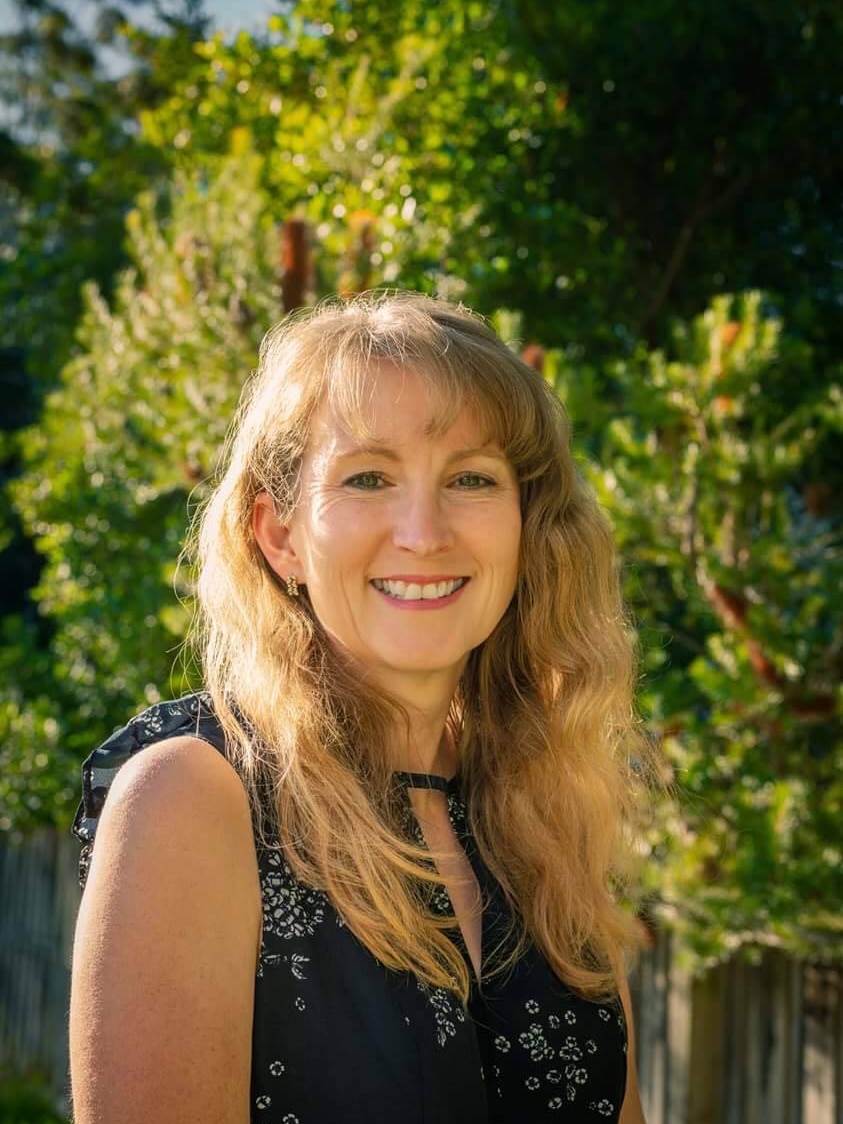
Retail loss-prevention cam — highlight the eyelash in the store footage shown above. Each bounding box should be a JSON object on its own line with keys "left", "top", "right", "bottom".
{"left": 344, "top": 471, "right": 496, "bottom": 491}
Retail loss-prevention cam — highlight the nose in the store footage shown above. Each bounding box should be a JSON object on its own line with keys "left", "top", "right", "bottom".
{"left": 392, "top": 486, "right": 454, "bottom": 555}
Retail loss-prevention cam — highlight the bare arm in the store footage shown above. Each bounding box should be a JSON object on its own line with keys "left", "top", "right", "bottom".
{"left": 618, "top": 972, "right": 647, "bottom": 1124}
{"left": 69, "top": 736, "right": 262, "bottom": 1124}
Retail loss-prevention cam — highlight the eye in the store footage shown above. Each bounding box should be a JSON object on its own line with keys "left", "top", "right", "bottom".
{"left": 452, "top": 472, "right": 495, "bottom": 489}
{"left": 344, "top": 471, "right": 386, "bottom": 490}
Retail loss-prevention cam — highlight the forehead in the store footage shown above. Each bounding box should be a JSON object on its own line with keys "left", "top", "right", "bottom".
{"left": 308, "top": 363, "right": 495, "bottom": 453}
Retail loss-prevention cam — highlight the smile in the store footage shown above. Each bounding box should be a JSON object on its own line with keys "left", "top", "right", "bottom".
{"left": 371, "top": 577, "right": 469, "bottom": 602}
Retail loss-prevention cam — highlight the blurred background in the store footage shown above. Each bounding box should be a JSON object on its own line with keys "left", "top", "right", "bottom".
{"left": 0, "top": 1, "right": 840, "bottom": 1121}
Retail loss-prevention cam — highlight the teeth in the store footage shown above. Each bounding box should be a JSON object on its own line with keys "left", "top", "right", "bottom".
{"left": 373, "top": 578, "right": 466, "bottom": 601}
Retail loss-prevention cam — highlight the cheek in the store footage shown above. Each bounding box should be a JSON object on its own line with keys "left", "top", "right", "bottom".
{"left": 502, "top": 514, "right": 523, "bottom": 585}
{"left": 486, "top": 505, "right": 522, "bottom": 558}
{"left": 295, "top": 501, "right": 376, "bottom": 581}
{"left": 465, "top": 508, "right": 521, "bottom": 591}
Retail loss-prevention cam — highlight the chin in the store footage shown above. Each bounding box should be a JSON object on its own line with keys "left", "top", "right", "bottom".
{"left": 375, "top": 648, "right": 468, "bottom": 678}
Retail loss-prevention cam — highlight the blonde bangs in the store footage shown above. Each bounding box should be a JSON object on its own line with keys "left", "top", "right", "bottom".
{"left": 261, "top": 293, "right": 562, "bottom": 489}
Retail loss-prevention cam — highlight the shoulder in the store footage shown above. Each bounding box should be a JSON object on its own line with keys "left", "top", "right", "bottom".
{"left": 98, "top": 731, "right": 253, "bottom": 863}
{"left": 77, "top": 691, "right": 259, "bottom": 912}
{"left": 72, "top": 691, "right": 262, "bottom": 959}
{"left": 80, "top": 726, "right": 260, "bottom": 941}
{"left": 73, "top": 692, "right": 235, "bottom": 877}
{"left": 69, "top": 710, "right": 261, "bottom": 1122}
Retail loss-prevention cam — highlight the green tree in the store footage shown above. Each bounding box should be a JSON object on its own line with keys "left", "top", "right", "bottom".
{"left": 547, "top": 292, "right": 842, "bottom": 962}
{"left": 0, "top": 2, "right": 214, "bottom": 831}
{"left": 0, "top": 0, "right": 212, "bottom": 406}
{"left": 4, "top": 0, "right": 840, "bottom": 965}
{"left": 2, "top": 149, "right": 280, "bottom": 835}
{"left": 134, "top": 0, "right": 842, "bottom": 359}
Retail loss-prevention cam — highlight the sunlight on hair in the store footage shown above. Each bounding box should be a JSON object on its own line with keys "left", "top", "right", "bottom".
{"left": 184, "top": 292, "right": 655, "bottom": 1004}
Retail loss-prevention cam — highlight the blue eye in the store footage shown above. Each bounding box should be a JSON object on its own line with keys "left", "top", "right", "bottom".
{"left": 345, "top": 471, "right": 385, "bottom": 490}
{"left": 454, "top": 472, "right": 494, "bottom": 488}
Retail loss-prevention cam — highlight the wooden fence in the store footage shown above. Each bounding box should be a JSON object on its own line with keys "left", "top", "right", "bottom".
{"left": 631, "top": 930, "right": 842, "bottom": 1124}
{"left": 0, "top": 830, "right": 78, "bottom": 1113}
{"left": 1, "top": 829, "right": 842, "bottom": 1122}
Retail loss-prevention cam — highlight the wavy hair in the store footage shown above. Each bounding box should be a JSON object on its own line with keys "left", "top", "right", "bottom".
{"left": 189, "top": 292, "right": 649, "bottom": 1003}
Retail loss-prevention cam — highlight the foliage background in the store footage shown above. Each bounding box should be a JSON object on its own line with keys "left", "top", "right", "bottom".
{"left": 2, "top": 0, "right": 841, "bottom": 976}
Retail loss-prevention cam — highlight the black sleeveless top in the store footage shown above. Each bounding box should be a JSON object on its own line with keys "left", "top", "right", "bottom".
{"left": 72, "top": 692, "right": 627, "bottom": 1123}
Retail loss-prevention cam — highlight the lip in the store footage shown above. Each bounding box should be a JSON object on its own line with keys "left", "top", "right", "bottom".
{"left": 373, "top": 574, "right": 468, "bottom": 582}
{"left": 370, "top": 576, "right": 470, "bottom": 611}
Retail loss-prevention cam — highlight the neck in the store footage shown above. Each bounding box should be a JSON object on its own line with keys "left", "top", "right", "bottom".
{"left": 395, "top": 704, "right": 457, "bottom": 778}
{"left": 368, "top": 666, "right": 463, "bottom": 777}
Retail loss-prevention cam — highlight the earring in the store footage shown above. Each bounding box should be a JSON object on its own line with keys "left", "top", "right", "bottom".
{"left": 285, "top": 575, "right": 299, "bottom": 598}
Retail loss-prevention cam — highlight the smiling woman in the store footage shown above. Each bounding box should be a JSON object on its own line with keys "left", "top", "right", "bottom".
{"left": 69, "top": 293, "right": 650, "bottom": 1124}
{"left": 252, "top": 362, "right": 522, "bottom": 691}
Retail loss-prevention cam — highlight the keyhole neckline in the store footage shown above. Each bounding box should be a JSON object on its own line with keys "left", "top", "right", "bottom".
{"left": 394, "top": 770, "right": 460, "bottom": 794}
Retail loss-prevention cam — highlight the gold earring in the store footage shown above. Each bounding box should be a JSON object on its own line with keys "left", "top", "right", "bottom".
{"left": 285, "top": 575, "right": 299, "bottom": 598}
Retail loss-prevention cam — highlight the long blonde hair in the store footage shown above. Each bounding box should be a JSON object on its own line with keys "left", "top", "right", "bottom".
{"left": 191, "top": 292, "right": 648, "bottom": 1003}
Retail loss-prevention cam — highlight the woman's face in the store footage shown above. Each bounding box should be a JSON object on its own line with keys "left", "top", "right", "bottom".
{"left": 256, "top": 364, "right": 522, "bottom": 697}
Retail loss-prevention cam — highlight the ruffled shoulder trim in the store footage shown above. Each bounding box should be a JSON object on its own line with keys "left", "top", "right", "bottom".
{"left": 71, "top": 691, "right": 226, "bottom": 889}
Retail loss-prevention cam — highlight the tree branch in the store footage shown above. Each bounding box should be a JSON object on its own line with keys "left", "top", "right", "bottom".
{"left": 642, "top": 163, "right": 753, "bottom": 335}
{"left": 704, "top": 581, "right": 836, "bottom": 720}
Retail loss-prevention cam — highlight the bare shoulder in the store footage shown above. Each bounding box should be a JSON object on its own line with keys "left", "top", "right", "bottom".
{"left": 92, "top": 732, "right": 255, "bottom": 848}
{"left": 70, "top": 735, "right": 261, "bottom": 1124}
{"left": 81, "top": 734, "right": 261, "bottom": 927}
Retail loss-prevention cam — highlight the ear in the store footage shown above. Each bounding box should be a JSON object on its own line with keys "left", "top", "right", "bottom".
{"left": 252, "top": 492, "right": 304, "bottom": 583}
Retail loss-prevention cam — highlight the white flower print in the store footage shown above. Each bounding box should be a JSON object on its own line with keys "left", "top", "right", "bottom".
{"left": 447, "top": 792, "right": 468, "bottom": 834}
{"left": 282, "top": 1116, "right": 300, "bottom": 1123}
{"left": 546, "top": 1069, "right": 562, "bottom": 1084}
{"left": 559, "top": 1036, "right": 583, "bottom": 1062}
{"left": 573, "top": 1067, "right": 588, "bottom": 1085}
{"left": 598, "top": 1007, "right": 611, "bottom": 1021}
{"left": 262, "top": 850, "right": 326, "bottom": 940}
{"left": 134, "top": 708, "right": 166, "bottom": 736}
{"left": 518, "top": 1022, "right": 554, "bottom": 1063}
{"left": 289, "top": 953, "right": 309, "bottom": 980}
{"left": 586, "top": 1038, "right": 598, "bottom": 1055}
{"left": 254, "top": 1094, "right": 271, "bottom": 1109}
{"left": 548, "top": 1013, "right": 560, "bottom": 1029}
{"left": 294, "top": 996, "right": 306, "bottom": 1011}
{"left": 564, "top": 1009, "right": 577, "bottom": 1025}
{"left": 417, "top": 981, "right": 466, "bottom": 1047}
{"left": 430, "top": 884, "right": 452, "bottom": 914}
{"left": 525, "top": 998, "right": 540, "bottom": 1014}
{"left": 269, "top": 1061, "right": 285, "bottom": 1077}
{"left": 494, "top": 1035, "right": 511, "bottom": 1053}
{"left": 260, "top": 951, "right": 310, "bottom": 981}
{"left": 525, "top": 1076, "right": 540, "bottom": 1091}
{"left": 548, "top": 1096, "right": 563, "bottom": 1110}
{"left": 591, "top": 1100, "right": 615, "bottom": 1116}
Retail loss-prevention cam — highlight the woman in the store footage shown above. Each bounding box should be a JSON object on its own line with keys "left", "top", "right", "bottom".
{"left": 70, "top": 293, "right": 649, "bottom": 1123}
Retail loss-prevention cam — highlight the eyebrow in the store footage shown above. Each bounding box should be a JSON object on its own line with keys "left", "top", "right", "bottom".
{"left": 331, "top": 440, "right": 508, "bottom": 466}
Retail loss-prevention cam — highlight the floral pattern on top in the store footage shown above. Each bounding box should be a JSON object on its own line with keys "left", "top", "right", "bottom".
{"left": 416, "top": 980, "right": 468, "bottom": 1048}
{"left": 73, "top": 693, "right": 629, "bottom": 1124}
{"left": 261, "top": 847, "right": 327, "bottom": 942}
